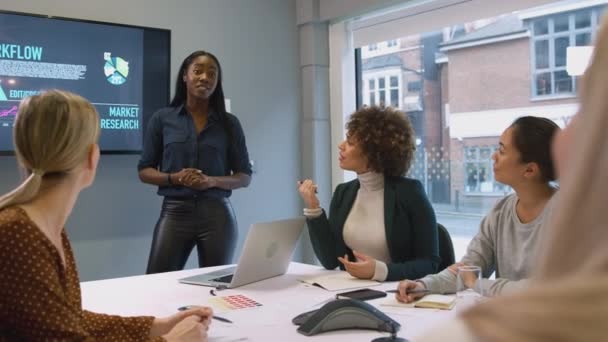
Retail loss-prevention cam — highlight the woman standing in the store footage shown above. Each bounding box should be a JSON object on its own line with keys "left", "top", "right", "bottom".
{"left": 138, "top": 51, "right": 252, "bottom": 274}
{"left": 298, "top": 106, "right": 439, "bottom": 281}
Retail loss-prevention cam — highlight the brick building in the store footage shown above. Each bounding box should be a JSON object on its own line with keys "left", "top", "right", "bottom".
{"left": 439, "top": 0, "right": 606, "bottom": 209}
{"left": 360, "top": 0, "right": 606, "bottom": 211}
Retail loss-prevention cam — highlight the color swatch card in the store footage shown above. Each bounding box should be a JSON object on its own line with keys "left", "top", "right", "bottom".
{"left": 208, "top": 294, "right": 263, "bottom": 313}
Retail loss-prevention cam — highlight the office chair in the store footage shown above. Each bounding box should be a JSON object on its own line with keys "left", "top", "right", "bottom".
{"left": 437, "top": 223, "right": 456, "bottom": 271}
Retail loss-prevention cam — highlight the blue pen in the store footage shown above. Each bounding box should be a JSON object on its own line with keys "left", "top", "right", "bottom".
{"left": 177, "top": 306, "right": 233, "bottom": 324}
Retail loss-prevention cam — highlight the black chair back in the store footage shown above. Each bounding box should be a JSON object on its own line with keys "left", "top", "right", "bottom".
{"left": 437, "top": 223, "right": 456, "bottom": 271}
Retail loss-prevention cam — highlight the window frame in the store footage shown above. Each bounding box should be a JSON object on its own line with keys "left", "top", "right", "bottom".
{"left": 463, "top": 145, "right": 507, "bottom": 195}
{"left": 529, "top": 7, "right": 602, "bottom": 99}
{"left": 362, "top": 69, "right": 402, "bottom": 109}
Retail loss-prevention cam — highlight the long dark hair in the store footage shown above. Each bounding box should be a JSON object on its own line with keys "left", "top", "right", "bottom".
{"left": 510, "top": 116, "right": 559, "bottom": 182}
{"left": 171, "top": 50, "right": 234, "bottom": 143}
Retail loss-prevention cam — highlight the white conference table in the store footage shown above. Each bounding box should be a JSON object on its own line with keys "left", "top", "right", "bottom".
{"left": 81, "top": 262, "right": 459, "bottom": 341}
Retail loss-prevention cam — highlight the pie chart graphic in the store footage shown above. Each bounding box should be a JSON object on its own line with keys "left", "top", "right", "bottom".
{"left": 104, "top": 57, "right": 129, "bottom": 85}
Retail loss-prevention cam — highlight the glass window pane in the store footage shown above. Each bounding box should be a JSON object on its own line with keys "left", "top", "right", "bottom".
{"left": 553, "top": 14, "right": 569, "bottom": 32}
{"left": 575, "top": 11, "right": 591, "bottom": 29}
{"left": 465, "top": 164, "right": 479, "bottom": 192}
{"left": 534, "top": 19, "right": 548, "bottom": 35}
{"left": 478, "top": 166, "right": 489, "bottom": 192}
{"left": 408, "top": 80, "right": 421, "bottom": 92}
{"left": 390, "top": 76, "right": 398, "bottom": 87}
{"left": 390, "top": 89, "right": 399, "bottom": 107}
{"left": 536, "top": 72, "right": 552, "bottom": 96}
{"left": 465, "top": 148, "right": 478, "bottom": 161}
{"left": 535, "top": 40, "right": 549, "bottom": 69}
{"left": 554, "top": 70, "right": 573, "bottom": 93}
{"left": 369, "top": 93, "right": 375, "bottom": 106}
{"left": 479, "top": 147, "right": 492, "bottom": 160}
{"left": 369, "top": 79, "right": 375, "bottom": 90}
{"left": 576, "top": 33, "right": 591, "bottom": 46}
{"left": 554, "top": 36, "right": 570, "bottom": 67}
{"left": 354, "top": 8, "right": 573, "bottom": 260}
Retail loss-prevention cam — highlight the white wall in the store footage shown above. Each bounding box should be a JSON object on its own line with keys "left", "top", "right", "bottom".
{"left": 319, "top": 0, "right": 410, "bottom": 22}
{"left": 0, "top": 0, "right": 302, "bottom": 281}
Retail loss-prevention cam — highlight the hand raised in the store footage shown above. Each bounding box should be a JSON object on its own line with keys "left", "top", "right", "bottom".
{"left": 297, "top": 179, "right": 320, "bottom": 209}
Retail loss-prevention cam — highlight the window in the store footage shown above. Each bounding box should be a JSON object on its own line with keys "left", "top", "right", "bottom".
{"left": 389, "top": 76, "right": 399, "bottom": 107}
{"left": 368, "top": 79, "right": 376, "bottom": 105}
{"left": 363, "top": 73, "right": 401, "bottom": 108}
{"left": 378, "top": 77, "right": 386, "bottom": 106}
{"left": 362, "top": 40, "right": 401, "bottom": 58}
{"left": 530, "top": 7, "right": 603, "bottom": 97}
{"left": 464, "top": 146, "right": 507, "bottom": 194}
{"left": 407, "top": 80, "right": 422, "bottom": 92}
{"left": 348, "top": 2, "right": 594, "bottom": 261}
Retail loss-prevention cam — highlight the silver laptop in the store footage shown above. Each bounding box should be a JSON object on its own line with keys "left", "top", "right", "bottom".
{"left": 178, "top": 217, "right": 305, "bottom": 288}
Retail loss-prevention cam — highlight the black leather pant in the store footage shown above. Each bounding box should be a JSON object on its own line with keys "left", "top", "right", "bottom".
{"left": 146, "top": 196, "right": 237, "bottom": 274}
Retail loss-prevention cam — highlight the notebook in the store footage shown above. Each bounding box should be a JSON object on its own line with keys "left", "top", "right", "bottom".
{"left": 179, "top": 217, "right": 305, "bottom": 288}
{"left": 381, "top": 294, "right": 456, "bottom": 310}
{"left": 299, "top": 271, "right": 380, "bottom": 291}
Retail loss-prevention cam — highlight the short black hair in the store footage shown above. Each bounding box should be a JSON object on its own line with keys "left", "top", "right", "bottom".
{"left": 510, "top": 116, "right": 560, "bottom": 182}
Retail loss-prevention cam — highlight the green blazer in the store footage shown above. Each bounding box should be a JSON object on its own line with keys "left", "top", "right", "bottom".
{"left": 307, "top": 176, "right": 440, "bottom": 281}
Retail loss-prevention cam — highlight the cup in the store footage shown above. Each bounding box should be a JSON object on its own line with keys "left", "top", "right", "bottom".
{"left": 456, "top": 265, "right": 482, "bottom": 300}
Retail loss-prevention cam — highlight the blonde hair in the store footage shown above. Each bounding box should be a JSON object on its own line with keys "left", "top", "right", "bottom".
{"left": 0, "top": 90, "right": 100, "bottom": 210}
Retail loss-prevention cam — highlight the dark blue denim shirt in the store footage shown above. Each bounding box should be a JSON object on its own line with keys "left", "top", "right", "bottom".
{"left": 137, "top": 105, "right": 251, "bottom": 198}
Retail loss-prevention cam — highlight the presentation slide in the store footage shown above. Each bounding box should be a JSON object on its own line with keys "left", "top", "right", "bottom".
{"left": 0, "top": 12, "right": 144, "bottom": 152}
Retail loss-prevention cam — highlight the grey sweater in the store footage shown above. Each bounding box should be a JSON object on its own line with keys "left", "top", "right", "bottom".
{"left": 420, "top": 193, "right": 556, "bottom": 296}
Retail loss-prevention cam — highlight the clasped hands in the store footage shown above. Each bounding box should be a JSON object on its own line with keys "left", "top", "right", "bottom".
{"left": 174, "top": 168, "right": 216, "bottom": 190}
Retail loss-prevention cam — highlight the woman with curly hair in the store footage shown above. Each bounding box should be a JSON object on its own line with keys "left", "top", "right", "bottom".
{"left": 297, "top": 106, "right": 440, "bottom": 281}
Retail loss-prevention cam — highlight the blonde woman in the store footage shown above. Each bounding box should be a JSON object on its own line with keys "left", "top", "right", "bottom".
{"left": 0, "top": 90, "right": 212, "bottom": 341}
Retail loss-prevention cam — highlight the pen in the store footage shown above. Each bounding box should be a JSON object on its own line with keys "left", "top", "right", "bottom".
{"left": 177, "top": 306, "right": 233, "bottom": 324}
{"left": 298, "top": 180, "right": 318, "bottom": 193}
{"left": 385, "top": 289, "right": 430, "bottom": 294}
{"left": 211, "top": 315, "right": 233, "bottom": 324}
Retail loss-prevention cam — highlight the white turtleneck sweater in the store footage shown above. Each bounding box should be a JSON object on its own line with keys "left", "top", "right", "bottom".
{"left": 304, "top": 172, "right": 391, "bottom": 281}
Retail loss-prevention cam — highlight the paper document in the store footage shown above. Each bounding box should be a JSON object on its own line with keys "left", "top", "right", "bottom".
{"left": 381, "top": 294, "right": 456, "bottom": 310}
{"left": 299, "top": 272, "right": 380, "bottom": 291}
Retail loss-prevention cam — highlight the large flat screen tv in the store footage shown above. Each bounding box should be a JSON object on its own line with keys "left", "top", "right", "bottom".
{"left": 0, "top": 10, "right": 170, "bottom": 154}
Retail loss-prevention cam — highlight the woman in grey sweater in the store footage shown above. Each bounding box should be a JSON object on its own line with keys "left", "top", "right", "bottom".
{"left": 396, "top": 116, "right": 560, "bottom": 301}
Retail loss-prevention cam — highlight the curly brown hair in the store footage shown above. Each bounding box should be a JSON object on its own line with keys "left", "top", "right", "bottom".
{"left": 346, "top": 106, "right": 416, "bottom": 177}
